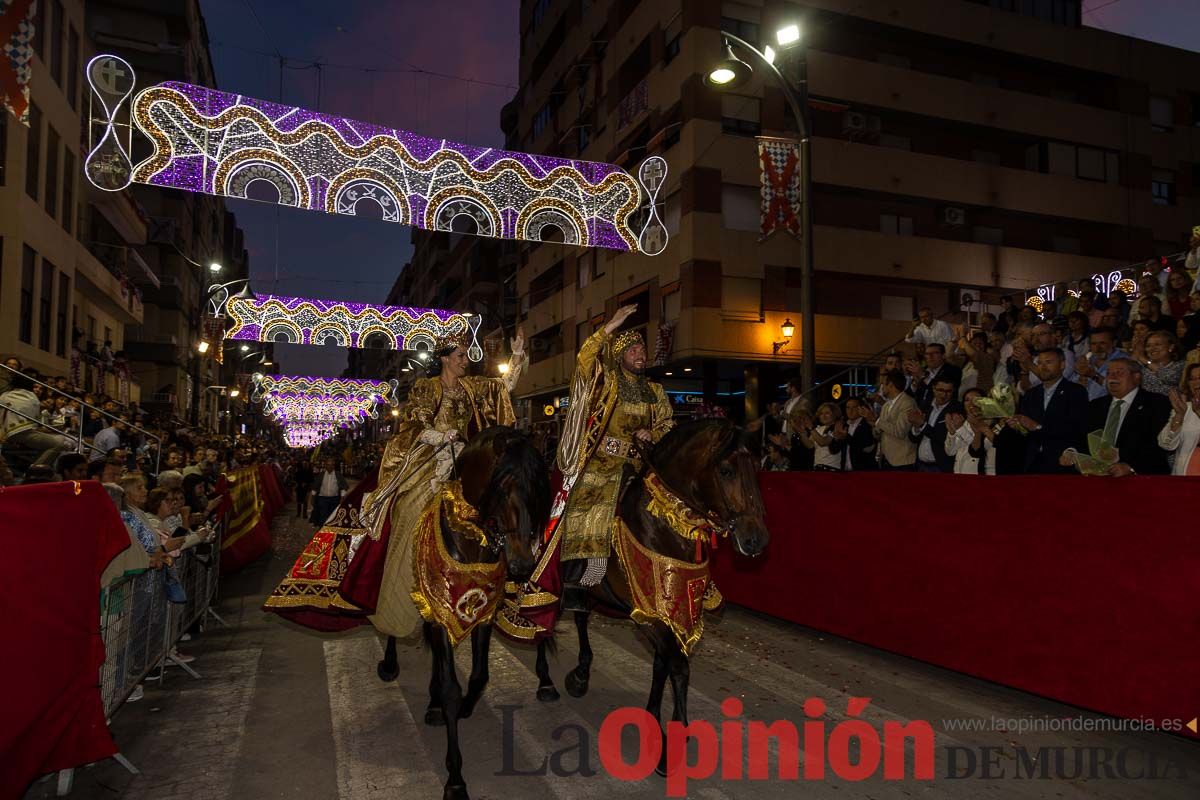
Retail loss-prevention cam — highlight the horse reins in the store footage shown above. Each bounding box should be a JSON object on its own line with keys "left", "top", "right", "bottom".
{"left": 631, "top": 438, "right": 739, "bottom": 541}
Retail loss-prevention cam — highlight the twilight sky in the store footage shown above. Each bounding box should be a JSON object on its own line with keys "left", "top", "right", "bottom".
{"left": 197, "top": 0, "right": 1197, "bottom": 377}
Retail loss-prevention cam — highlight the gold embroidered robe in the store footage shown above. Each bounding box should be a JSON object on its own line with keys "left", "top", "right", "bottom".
{"left": 362, "top": 362, "right": 522, "bottom": 640}
{"left": 556, "top": 329, "right": 674, "bottom": 561}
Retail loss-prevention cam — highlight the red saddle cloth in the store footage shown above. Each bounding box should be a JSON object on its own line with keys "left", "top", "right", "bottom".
{"left": 263, "top": 468, "right": 389, "bottom": 632}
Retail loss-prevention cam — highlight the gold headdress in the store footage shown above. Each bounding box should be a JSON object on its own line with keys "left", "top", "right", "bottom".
{"left": 432, "top": 330, "right": 469, "bottom": 353}
{"left": 612, "top": 329, "right": 644, "bottom": 357}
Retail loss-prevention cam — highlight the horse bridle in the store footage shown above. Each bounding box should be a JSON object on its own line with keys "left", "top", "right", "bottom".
{"left": 433, "top": 438, "right": 537, "bottom": 561}
{"left": 632, "top": 439, "right": 742, "bottom": 539}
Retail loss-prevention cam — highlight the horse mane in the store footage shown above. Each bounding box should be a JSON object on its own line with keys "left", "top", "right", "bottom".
{"left": 649, "top": 417, "right": 740, "bottom": 473}
{"left": 471, "top": 426, "right": 552, "bottom": 537}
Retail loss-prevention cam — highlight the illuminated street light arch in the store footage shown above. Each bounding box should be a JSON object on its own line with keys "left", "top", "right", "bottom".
{"left": 224, "top": 293, "right": 481, "bottom": 359}
{"left": 85, "top": 54, "right": 669, "bottom": 255}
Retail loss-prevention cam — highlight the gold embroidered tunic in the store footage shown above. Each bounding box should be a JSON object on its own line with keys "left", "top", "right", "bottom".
{"left": 361, "top": 359, "right": 523, "bottom": 640}
{"left": 557, "top": 329, "right": 674, "bottom": 561}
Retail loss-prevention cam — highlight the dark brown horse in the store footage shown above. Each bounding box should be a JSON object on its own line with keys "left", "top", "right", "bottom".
{"left": 376, "top": 426, "right": 551, "bottom": 800}
{"left": 538, "top": 418, "right": 768, "bottom": 774}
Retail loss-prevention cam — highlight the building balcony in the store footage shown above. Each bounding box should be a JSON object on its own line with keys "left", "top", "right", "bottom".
{"left": 808, "top": 50, "right": 1129, "bottom": 153}
{"left": 123, "top": 334, "right": 183, "bottom": 366}
{"left": 717, "top": 136, "right": 1133, "bottom": 227}
{"left": 809, "top": 224, "right": 1124, "bottom": 289}
{"left": 87, "top": 184, "right": 148, "bottom": 248}
{"left": 142, "top": 277, "right": 187, "bottom": 311}
{"left": 514, "top": 358, "right": 568, "bottom": 400}
{"left": 74, "top": 244, "right": 145, "bottom": 326}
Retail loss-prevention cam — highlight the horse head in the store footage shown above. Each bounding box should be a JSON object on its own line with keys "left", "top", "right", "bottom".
{"left": 650, "top": 418, "right": 769, "bottom": 558}
{"left": 470, "top": 428, "right": 551, "bottom": 582}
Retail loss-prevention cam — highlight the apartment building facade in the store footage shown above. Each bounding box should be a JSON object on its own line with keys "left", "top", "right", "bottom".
{"left": 395, "top": 0, "right": 1200, "bottom": 420}
{"left": 86, "top": 0, "right": 251, "bottom": 427}
{"left": 0, "top": 0, "right": 150, "bottom": 403}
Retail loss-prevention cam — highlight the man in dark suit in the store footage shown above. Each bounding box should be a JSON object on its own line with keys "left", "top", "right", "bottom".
{"left": 907, "top": 376, "right": 959, "bottom": 472}
{"left": 1008, "top": 348, "right": 1089, "bottom": 473}
{"left": 1061, "top": 358, "right": 1171, "bottom": 476}
{"left": 830, "top": 397, "right": 878, "bottom": 471}
{"left": 907, "top": 343, "right": 962, "bottom": 409}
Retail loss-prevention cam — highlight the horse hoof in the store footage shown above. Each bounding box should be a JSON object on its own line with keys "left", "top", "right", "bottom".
{"left": 443, "top": 784, "right": 469, "bottom": 800}
{"left": 564, "top": 669, "right": 589, "bottom": 698}
{"left": 424, "top": 707, "right": 446, "bottom": 727}
{"left": 537, "top": 685, "right": 560, "bottom": 703}
{"left": 376, "top": 660, "right": 399, "bottom": 682}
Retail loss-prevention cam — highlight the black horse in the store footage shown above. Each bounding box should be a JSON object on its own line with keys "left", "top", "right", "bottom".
{"left": 377, "top": 426, "right": 551, "bottom": 800}
{"left": 537, "top": 418, "right": 769, "bottom": 773}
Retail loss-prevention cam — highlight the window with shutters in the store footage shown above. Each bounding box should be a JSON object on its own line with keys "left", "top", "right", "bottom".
{"left": 20, "top": 246, "right": 36, "bottom": 344}
{"left": 45, "top": 126, "right": 59, "bottom": 219}
{"left": 40, "top": 261, "right": 54, "bottom": 351}
{"left": 721, "top": 185, "right": 760, "bottom": 232}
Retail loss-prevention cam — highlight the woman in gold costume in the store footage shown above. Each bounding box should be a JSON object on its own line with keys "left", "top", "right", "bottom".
{"left": 263, "top": 328, "right": 525, "bottom": 636}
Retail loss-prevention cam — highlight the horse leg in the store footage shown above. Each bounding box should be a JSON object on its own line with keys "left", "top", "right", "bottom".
{"left": 535, "top": 639, "right": 559, "bottom": 702}
{"left": 644, "top": 628, "right": 674, "bottom": 777}
{"left": 458, "top": 623, "right": 492, "bottom": 719}
{"left": 564, "top": 610, "right": 593, "bottom": 698}
{"left": 424, "top": 622, "right": 446, "bottom": 726}
{"left": 377, "top": 635, "right": 400, "bottom": 682}
{"left": 663, "top": 637, "right": 691, "bottom": 777}
{"left": 430, "top": 624, "right": 469, "bottom": 800}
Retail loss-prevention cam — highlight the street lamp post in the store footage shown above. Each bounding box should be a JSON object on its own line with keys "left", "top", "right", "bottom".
{"left": 707, "top": 28, "right": 816, "bottom": 394}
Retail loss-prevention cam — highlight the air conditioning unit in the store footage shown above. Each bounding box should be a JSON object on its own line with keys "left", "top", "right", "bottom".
{"left": 842, "top": 111, "right": 868, "bottom": 134}
{"left": 942, "top": 206, "right": 967, "bottom": 226}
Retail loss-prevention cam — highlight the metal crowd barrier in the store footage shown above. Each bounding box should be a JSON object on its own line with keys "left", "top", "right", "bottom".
{"left": 53, "top": 517, "right": 228, "bottom": 796}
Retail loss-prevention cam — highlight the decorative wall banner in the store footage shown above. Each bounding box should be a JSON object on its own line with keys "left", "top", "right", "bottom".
{"left": 84, "top": 54, "right": 669, "bottom": 256}
{"left": 757, "top": 136, "right": 802, "bottom": 240}
{"left": 225, "top": 293, "right": 482, "bottom": 360}
{"left": 1, "top": 0, "right": 37, "bottom": 124}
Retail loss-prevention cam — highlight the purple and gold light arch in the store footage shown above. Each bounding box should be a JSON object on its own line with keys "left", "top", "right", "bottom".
{"left": 85, "top": 55, "right": 669, "bottom": 256}
{"left": 226, "top": 293, "right": 480, "bottom": 358}
{"left": 251, "top": 375, "right": 396, "bottom": 406}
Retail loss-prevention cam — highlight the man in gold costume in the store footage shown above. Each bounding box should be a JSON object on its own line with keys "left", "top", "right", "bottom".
{"left": 555, "top": 304, "right": 674, "bottom": 610}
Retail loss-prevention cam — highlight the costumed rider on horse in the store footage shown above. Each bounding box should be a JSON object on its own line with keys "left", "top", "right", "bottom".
{"left": 355, "top": 326, "right": 528, "bottom": 640}
{"left": 556, "top": 303, "right": 675, "bottom": 612}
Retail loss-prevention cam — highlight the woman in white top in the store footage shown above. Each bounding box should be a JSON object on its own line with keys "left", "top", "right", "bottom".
{"left": 799, "top": 401, "right": 843, "bottom": 472}
{"left": 944, "top": 388, "right": 996, "bottom": 474}
{"left": 1157, "top": 363, "right": 1200, "bottom": 476}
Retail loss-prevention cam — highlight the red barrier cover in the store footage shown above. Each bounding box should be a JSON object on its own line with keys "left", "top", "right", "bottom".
{"left": 0, "top": 482, "right": 130, "bottom": 796}
{"left": 711, "top": 472, "right": 1200, "bottom": 738}
{"left": 219, "top": 465, "right": 284, "bottom": 573}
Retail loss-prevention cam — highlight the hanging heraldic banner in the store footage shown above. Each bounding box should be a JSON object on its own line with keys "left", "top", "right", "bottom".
{"left": 757, "top": 136, "right": 802, "bottom": 240}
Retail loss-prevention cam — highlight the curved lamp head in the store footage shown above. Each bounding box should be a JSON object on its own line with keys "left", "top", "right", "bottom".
{"left": 235, "top": 282, "right": 257, "bottom": 301}
{"left": 705, "top": 42, "right": 753, "bottom": 90}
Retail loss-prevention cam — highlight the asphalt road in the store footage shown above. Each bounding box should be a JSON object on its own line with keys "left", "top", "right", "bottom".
{"left": 28, "top": 505, "right": 1200, "bottom": 800}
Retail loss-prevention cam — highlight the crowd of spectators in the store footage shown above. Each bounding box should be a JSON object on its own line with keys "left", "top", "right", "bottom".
{"left": 0, "top": 354, "right": 302, "bottom": 701}
{"left": 94, "top": 438, "right": 288, "bottom": 702}
{"left": 756, "top": 263, "right": 1200, "bottom": 477}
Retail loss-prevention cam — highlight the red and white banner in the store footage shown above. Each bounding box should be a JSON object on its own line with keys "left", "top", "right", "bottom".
{"left": 1, "top": 0, "right": 36, "bottom": 123}
{"left": 757, "top": 136, "right": 802, "bottom": 240}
